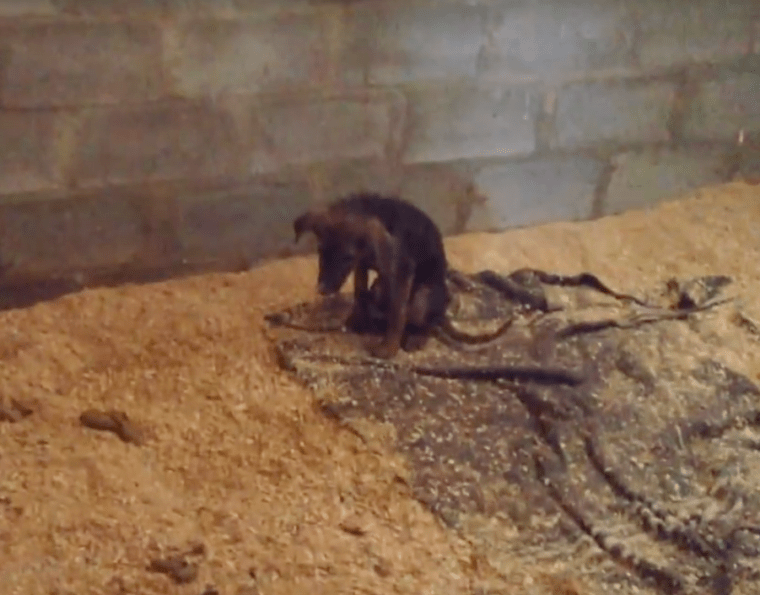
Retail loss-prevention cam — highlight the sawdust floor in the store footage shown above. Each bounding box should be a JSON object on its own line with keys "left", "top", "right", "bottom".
{"left": 1, "top": 182, "right": 759, "bottom": 595}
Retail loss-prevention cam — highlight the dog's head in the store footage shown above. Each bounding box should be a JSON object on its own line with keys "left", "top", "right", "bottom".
{"left": 294, "top": 209, "right": 365, "bottom": 295}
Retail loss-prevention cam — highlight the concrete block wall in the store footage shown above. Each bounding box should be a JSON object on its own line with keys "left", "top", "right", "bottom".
{"left": 0, "top": 0, "right": 758, "bottom": 298}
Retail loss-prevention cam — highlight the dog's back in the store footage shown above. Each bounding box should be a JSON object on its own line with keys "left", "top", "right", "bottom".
{"left": 332, "top": 193, "right": 448, "bottom": 286}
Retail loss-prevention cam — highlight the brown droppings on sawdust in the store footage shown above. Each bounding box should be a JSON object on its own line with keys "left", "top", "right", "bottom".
{"left": 338, "top": 514, "right": 370, "bottom": 537}
{"left": 0, "top": 181, "right": 759, "bottom": 595}
{"left": 148, "top": 555, "right": 199, "bottom": 584}
{"left": 0, "top": 397, "right": 34, "bottom": 422}
{"left": 79, "top": 409, "right": 145, "bottom": 445}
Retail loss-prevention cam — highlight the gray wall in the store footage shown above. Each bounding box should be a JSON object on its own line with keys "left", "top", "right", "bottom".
{"left": 0, "top": 0, "right": 758, "bottom": 292}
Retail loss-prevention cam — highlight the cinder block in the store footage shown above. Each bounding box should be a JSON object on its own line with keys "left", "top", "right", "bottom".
{"left": 352, "top": 1, "right": 486, "bottom": 85}
{"left": 52, "top": 0, "right": 241, "bottom": 15}
{"left": 0, "top": 111, "right": 61, "bottom": 195}
{"left": 249, "top": 90, "right": 406, "bottom": 173}
{"left": 683, "top": 72, "right": 760, "bottom": 142}
{"left": 286, "top": 159, "right": 403, "bottom": 207}
{"left": 0, "top": 0, "right": 54, "bottom": 15}
{"left": 735, "top": 136, "right": 760, "bottom": 180}
{"left": 602, "top": 148, "right": 726, "bottom": 215}
{"left": 174, "top": 164, "right": 475, "bottom": 266}
{"left": 175, "top": 176, "right": 312, "bottom": 264}
{"left": 635, "top": 0, "right": 753, "bottom": 71}
{"left": 403, "top": 83, "right": 539, "bottom": 164}
{"left": 478, "top": 1, "right": 635, "bottom": 82}
{"left": 553, "top": 80, "right": 675, "bottom": 149}
{"left": 0, "top": 21, "right": 163, "bottom": 108}
{"left": 739, "top": 157, "right": 760, "bottom": 182}
{"left": 68, "top": 101, "right": 247, "bottom": 187}
{"left": 167, "top": 13, "right": 344, "bottom": 98}
{"left": 466, "top": 156, "right": 605, "bottom": 232}
{"left": 0, "top": 193, "right": 145, "bottom": 277}
{"left": 275, "top": 160, "right": 471, "bottom": 236}
{"left": 397, "top": 163, "right": 478, "bottom": 235}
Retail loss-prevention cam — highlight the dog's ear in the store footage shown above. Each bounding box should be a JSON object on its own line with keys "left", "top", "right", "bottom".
{"left": 293, "top": 210, "right": 329, "bottom": 243}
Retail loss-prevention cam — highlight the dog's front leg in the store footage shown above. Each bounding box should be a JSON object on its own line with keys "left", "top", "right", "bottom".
{"left": 370, "top": 271, "right": 413, "bottom": 359}
{"left": 401, "top": 284, "right": 433, "bottom": 352}
{"left": 346, "top": 262, "right": 371, "bottom": 332}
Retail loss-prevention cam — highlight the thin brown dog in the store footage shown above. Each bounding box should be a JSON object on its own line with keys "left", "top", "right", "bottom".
{"left": 294, "top": 193, "right": 512, "bottom": 358}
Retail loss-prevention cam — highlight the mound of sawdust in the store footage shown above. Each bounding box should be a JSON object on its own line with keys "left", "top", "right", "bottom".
{"left": 1, "top": 181, "right": 759, "bottom": 595}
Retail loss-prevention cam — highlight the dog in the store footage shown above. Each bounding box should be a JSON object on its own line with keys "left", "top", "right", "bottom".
{"left": 294, "top": 193, "right": 512, "bottom": 358}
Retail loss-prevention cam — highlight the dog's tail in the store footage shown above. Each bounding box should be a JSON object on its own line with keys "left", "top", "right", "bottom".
{"left": 436, "top": 315, "right": 514, "bottom": 345}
